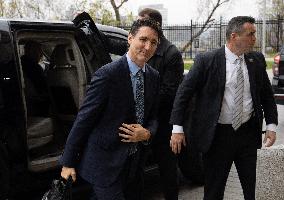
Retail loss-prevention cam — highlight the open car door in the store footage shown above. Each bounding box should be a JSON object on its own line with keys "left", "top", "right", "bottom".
{"left": 73, "top": 12, "right": 112, "bottom": 82}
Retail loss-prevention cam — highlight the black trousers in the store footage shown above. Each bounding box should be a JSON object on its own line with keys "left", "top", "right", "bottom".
{"left": 0, "top": 142, "right": 9, "bottom": 199}
{"left": 152, "top": 121, "right": 178, "bottom": 200}
{"left": 90, "top": 150, "right": 144, "bottom": 200}
{"left": 203, "top": 118, "right": 258, "bottom": 200}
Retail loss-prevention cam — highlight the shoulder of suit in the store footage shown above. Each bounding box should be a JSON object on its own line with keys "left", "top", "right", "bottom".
{"left": 246, "top": 51, "right": 264, "bottom": 57}
{"left": 95, "top": 56, "right": 125, "bottom": 75}
{"left": 146, "top": 63, "right": 159, "bottom": 76}
{"left": 156, "top": 37, "right": 178, "bottom": 56}
{"left": 195, "top": 48, "right": 221, "bottom": 60}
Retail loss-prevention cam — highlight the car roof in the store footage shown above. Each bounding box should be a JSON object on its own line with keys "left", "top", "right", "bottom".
{"left": 0, "top": 17, "right": 73, "bottom": 25}
{"left": 96, "top": 24, "right": 128, "bottom": 39}
{"left": 0, "top": 18, "right": 128, "bottom": 37}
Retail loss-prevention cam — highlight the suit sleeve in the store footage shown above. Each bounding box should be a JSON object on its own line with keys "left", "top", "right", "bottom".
{"left": 60, "top": 67, "right": 110, "bottom": 167}
{"left": 170, "top": 53, "right": 205, "bottom": 126}
{"left": 144, "top": 72, "right": 160, "bottom": 141}
{"left": 259, "top": 54, "right": 278, "bottom": 125}
{"left": 160, "top": 46, "right": 184, "bottom": 99}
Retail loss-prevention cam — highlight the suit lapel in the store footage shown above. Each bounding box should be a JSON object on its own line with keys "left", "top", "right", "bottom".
{"left": 144, "top": 65, "right": 152, "bottom": 119}
{"left": 120, "top": 55, "right": 136, "bottom": 115}
{"left": 217, "top": 47, "right": 226, "bottom": 94}
{"left": 244, "top": 54, "right": 256, "bottom": 99}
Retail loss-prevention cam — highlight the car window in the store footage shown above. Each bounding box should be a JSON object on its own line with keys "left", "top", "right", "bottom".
{"left": 101, "top": 33, "right": 128, "bottom": 61}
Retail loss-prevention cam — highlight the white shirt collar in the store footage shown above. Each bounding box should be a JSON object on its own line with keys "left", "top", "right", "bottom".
{"left": 225, "top": 45, "right": 244, "bottom": 64}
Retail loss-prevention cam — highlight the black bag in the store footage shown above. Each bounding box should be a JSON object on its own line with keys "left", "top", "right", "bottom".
{"left": 41, "top": 177, "right": 73, "bottom": 200}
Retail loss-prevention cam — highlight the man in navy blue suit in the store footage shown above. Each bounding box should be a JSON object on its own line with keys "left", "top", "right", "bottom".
{"left": 60, "top": 19, "right": 162, "bottom": 200}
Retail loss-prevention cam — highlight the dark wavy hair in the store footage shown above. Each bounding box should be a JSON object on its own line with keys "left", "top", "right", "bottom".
{"left": 129, "top": 19, "right": 163, "bottom": 41}
{"left": 138, "top": 8, "right": 162, "bottom": 27}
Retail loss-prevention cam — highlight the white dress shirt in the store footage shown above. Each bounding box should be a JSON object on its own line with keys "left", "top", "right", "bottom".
{"left": 172, "top": 45, "right": 276, "bottom": 133}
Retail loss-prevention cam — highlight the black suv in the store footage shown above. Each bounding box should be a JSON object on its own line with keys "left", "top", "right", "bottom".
{"left": 0, "top": 12, "right": 203, "bottom": 199}
{"left": 272, "top": 46, "right": 284, "bottom": 104}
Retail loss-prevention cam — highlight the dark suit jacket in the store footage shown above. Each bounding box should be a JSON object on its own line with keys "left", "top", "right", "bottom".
{"left": 60, "top": 55, "right": 159, "bottom": 186}
{"left": 170, "top": 46, "right": 278, "bottom": 153}
{"left": 147, "top": 36, "right": 184, "bottom": 142}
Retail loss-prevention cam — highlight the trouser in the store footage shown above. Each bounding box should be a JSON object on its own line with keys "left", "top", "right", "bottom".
{"left": 152, "top": 143, "right": 178, "bottom": 200}
{"left": 203, "top": 117, "right": 258, "bottom": 200}
{"left": 152, "top": 121, "right": 178, "bottom": 200}
{"left": 0, "top": 141, "right": 9, "bottom": 199}
{"left": 90, "top": 150, "right": 144, "bottom": 200}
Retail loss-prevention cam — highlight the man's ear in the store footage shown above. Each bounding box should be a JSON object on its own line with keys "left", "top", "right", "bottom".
{"left": 128, "top": 34, "right": 133, "bottom": 45}
{"left": 231, "top": 32, "right": 238, "bottom": 40}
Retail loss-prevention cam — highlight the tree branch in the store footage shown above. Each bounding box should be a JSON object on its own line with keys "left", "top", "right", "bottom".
{"left": 181, "top": 0, "right": 230, "bottom": 52}
{"left": 117, "top": 0, "right": 128, "bottom": 9}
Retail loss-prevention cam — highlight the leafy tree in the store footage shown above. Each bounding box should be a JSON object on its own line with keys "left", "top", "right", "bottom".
{"left": 257, "top": 0, "right": 284, "bottom": 51}
{"left": 87, "top": 0, "right": 116, "bottom": 24}
{"left": 265, "top": 0, "right": 284, "bottom": 19}
{"left": 0, "top": 0, "right": 5, "bottom": 17}
{"left": 0, "top": 0, "right": 132, "bottom": 25}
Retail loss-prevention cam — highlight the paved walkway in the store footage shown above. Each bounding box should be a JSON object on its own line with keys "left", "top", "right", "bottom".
{"left": 146, "top": 164, "right": 243, "bottom": 200}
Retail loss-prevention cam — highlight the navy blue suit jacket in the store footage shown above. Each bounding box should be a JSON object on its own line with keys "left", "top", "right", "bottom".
{"left": 170, "top": 47, "right": 278, "bottom": 153}
{"left": 60, "top": 55, "right": 159, "bottom": 186}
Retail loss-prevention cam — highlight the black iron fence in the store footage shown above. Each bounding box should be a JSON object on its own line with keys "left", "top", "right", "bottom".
{"left": 118, "top": 16, "right": 284, "bottom": 59}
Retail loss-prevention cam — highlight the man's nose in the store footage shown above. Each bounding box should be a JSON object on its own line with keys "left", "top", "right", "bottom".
{"left": 144, "top": 41, "right": 151, "bottom": 50}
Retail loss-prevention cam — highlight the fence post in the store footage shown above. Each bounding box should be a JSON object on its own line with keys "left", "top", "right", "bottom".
{"left": 190, "top": 19, "right": 193, "bottom": 59}
{"left": 261, "top": 0, "right": 266, "bottom": 56}
{"left": 219, "top": 16, "right": 222, "bottom": 47}
{"left": 277, "top": 15, "right": 280, "bottom": 52}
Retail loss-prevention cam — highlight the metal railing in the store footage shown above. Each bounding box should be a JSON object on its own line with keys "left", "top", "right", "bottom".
{"left": 117, "top": 16, "right": 284, "bottom": 59}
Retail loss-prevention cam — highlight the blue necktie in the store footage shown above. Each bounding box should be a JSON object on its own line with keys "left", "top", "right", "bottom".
{"left": 135, "top": 69, "right": 144, "bottom": 125}
{"left": 129, "top": 69, "right": 144, "bottom": 155}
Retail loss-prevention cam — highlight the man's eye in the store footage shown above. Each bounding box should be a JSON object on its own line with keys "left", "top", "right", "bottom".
{"left": 151, "top": 41, "right": 158, "bottom": 46}
{"left": 140, "top": 38, "right": 147, "bottom": 42}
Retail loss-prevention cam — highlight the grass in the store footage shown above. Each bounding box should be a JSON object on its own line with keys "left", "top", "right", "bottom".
{"left": 184, "top": 59, "right": 193, "bottom": 70}
{"left": 184, "top": 62, "right": 193, "bottom": 70}
{"left": 266, "top": 60, "right": 273, "bottom": 69}
{"left": 183, "top": 59, "right": 274, "bottom": 70}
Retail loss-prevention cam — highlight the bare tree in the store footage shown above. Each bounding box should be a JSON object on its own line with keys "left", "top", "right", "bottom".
{"left": 182, "top": 0, "right": 230, "bottom": 52}
{"left": 109, "top": 0, "right": 128, "bottom": 25}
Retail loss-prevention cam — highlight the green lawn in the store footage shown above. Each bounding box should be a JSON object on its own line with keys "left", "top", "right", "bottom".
{"left": 184, "top": 59, "right": 274, "bottom": 70}
{"left": 266, "top": 60, "right": 273, "bottom": 69}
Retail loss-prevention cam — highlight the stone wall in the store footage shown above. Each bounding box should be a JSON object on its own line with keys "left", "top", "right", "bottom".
{"left": 256, "top": 145, "right": 284, "bottom": 200}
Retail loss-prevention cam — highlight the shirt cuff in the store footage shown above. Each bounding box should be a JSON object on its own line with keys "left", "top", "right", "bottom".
{"left": 266, "top": 123, "right": 277, "bottom": 132}
{"left": 172, "top": 125, "right": 184, "bottom": 133}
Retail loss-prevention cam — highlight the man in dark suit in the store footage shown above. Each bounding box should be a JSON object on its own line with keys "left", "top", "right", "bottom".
{"left": 60, "top": 19, "right": 162, "bottom": 200}
{"left": 138, "top": 8, "right": 184, "bottom": 200}
{"left": 170, "top": 16, "right": 278, "bottom": 200}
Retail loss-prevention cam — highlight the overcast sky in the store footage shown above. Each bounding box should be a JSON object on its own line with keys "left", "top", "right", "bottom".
{"left": 125, "top": 0, "right": 262, "bottom": 24}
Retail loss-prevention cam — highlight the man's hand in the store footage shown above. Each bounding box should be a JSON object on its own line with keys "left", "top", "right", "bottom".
{"left": 61, "top": 166, "right": 76, "bottom": 182}
{"left": 263, "top": 130, "right": 276, "bottom": 147}
{"left": 119, "top": 123, "right": 151, "bottom": 142}
{"left": 170, "top": 133, "right": 186, "bottom": 154}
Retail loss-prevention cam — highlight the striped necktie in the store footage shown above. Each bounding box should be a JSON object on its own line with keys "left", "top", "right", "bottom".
{"left": 232, "top": 57, "right": 244, "bottom": 131}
